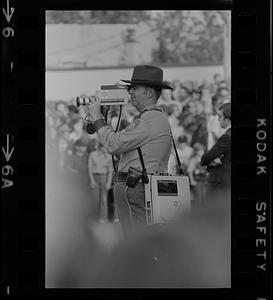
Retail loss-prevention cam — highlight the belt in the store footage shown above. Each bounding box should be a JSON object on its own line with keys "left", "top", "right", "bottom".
{"left": 93, "top": 173, "right": 107, "bottom": 175}
{"left": 116, "top": 172, "right": 145, "bottom": 183}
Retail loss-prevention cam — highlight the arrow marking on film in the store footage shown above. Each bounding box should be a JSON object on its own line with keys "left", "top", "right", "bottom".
{"left": 2, "top": 134, "right": 14, "bottom": 162}
{"left": 2, "top": 0, "right": 15, "bottom": 23}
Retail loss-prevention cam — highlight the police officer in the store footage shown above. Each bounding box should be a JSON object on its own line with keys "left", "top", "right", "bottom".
{"left": 86, "top": 65, "right": 173, "bottom": 235}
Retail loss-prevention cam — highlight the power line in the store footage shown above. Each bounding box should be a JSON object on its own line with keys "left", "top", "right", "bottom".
{"left": 47, "top": 28, "right": 125, "bottom": 56}
{"left": 47, "top": 26, "right": 157, "bottom": 59}
{"left": 76, "top": 27, "right": 157, "bottom": 61}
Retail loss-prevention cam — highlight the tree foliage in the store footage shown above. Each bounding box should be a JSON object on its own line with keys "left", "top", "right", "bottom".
{"left": 150, "top": 11, "right": 226, "bottom": 65}
{"left": 46, "top": 10, "right": 150, "bottom": 24}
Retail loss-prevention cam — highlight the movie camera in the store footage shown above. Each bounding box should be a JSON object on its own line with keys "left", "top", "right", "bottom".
{"left": 75, "top": 85, "right": 130, "bottom": 107}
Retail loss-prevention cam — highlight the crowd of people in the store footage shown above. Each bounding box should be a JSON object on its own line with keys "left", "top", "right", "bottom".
{"left": 46, "top": 72, "right": 231, "bottom": 222}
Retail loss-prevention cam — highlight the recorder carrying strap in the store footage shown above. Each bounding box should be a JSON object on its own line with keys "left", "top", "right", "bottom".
{"left": 137, "top": 147, "right": 149, "bottom": 184}
{"left": 136, "top": 107, "right": 185, "bottom": 176}
{"left": 136, "top": 135, "right": 184, "bottom": 178}
{"left": 171, "top": 134, "right": 184, "bottom": 175}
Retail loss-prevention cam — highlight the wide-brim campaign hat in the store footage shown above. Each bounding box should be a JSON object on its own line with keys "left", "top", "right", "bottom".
{"left": 121, "top": 65, "right": 173, "bottom": 90}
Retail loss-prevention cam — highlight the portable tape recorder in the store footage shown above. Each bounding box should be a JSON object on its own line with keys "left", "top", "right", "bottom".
{"left": 143, "top": 172, "right": 191, "bottom": 225}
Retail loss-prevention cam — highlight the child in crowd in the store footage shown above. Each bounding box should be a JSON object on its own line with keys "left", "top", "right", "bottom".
{"left": 187, "top": 142, "right": 208, "bottom": 208}
{"left": 88, "top": 141, "right": 113, "bottom": 223}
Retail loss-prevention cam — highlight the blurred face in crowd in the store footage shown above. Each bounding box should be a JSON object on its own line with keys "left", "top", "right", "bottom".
{"left": 218, "top": 109, "right": 230, "bottom": 129}
{"left": 47, "top": 115, "right": 55, "bottom": 127}
{"left": 161, "top": 88, "right": 172, "bottom": 101}
{"left": 214, "top": 97, "right": 225, "bottom": 110}
{"left": 172, "top": 104, "right": 181, "bottom": 118}
{"left": 178, "top": 140, "right": 188, "bottom": 150}
{"left": 196, "top": 148, "right": 205, "bottom": 157}
{"left": 193, "top": 142, "right": 205, "bottom": 157}
{"left": 200, "top": 87, "right": 211, "bottom": 100}
{"left": 192, "top": 91, "right": 200, "bottom": 101}
{"left": 200, "top": 88, "right": 212, "bottom": 114}
{"left": 195, "top": 101, "right": 204, "bottom": 115}
{"left": 218, "top": 88, "right": 230, "bottom": 99}
{"left": 213, "top": 74, "right": 223, "bottom": 84}
{"left": 73, "top": 119, "right": 84, "bottom": 132}
{"left": 59, "top": 123, "right": 69, "bottom": 134}
{"left": 172, "top": 80, "right": 181, "bottom": 90}
{"left": 187, "top": 101, "right": 197, "bottom": 115}
{"left": 57, "top": 103, "right": 68, "bottom": 115}
{"left": 59, "top": 124, "right": 71, "bottom": 140}
{"left": 218, "top": 81, "right": 228, "bottom": 89}
{"left": 179, "top": 87, "right": 189, "bottom": 101}
{"left": 202, "top": 101, "right": 212, "bottom": 115}
{"left": 197, "top": 148, "right": 204, "bottom": 157}
{"left": 201, "top": 80, "right": 209, "bottom": 87}
{"left": 75, "top": 145, "right": 87, "bottom": 156}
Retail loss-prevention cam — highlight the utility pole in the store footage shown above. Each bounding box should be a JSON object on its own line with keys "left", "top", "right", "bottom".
{"left": 122, "top": 28, "right": 138, "bottom": 66}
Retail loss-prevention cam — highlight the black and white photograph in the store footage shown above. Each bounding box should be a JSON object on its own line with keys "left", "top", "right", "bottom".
{"left": 45, "top": 10, "right": 231, "bottom": 288}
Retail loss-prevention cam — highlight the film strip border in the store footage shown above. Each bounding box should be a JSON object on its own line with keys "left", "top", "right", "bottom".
{"left": 1, "top": 0, "right": 271, "bottom": 298}
{"left": 232, "top": 1, "right": 271, "bottom": 299}
{"left": 1, "top": 0, "right": 45, "bottom": 296}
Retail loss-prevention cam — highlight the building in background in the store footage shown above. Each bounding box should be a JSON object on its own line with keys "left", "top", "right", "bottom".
{"left": 46, "top": 23, "right": 158, "bottom": 69}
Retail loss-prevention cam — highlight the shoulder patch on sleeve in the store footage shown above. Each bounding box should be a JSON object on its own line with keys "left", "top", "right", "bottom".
{"left": 125, "top": 119, "right": 142, "bottom": 132}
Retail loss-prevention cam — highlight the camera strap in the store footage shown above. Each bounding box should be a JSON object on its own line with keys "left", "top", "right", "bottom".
{"left": 109, "top": 105, "right": 122, "bottom": 183}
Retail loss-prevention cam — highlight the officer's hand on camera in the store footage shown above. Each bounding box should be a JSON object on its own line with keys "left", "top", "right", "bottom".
{"left": 87, "top": 96, "right": 102, "bottom": 122}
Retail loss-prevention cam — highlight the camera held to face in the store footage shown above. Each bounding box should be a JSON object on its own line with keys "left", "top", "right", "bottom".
{"left": 75, "top": 85, "right": 130, "bottom": 107}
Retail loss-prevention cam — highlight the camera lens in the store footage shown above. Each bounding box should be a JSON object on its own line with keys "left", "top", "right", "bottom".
{"left": 75, "top": 97, "right": 81, "bottom": 107}
{"left": 75, "top": 97, "right": 91, "bottom": 107}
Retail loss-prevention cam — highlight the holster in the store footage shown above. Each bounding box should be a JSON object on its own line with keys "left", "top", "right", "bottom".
{"left": 125, "top": 167, "right": 142, "bottom": 188}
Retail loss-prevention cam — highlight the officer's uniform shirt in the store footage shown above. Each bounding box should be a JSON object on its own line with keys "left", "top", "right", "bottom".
{"left": 97, "top": 104, "right": 172, "bottom": 173}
